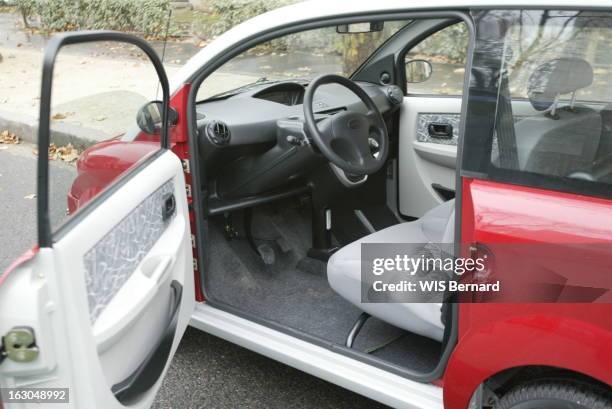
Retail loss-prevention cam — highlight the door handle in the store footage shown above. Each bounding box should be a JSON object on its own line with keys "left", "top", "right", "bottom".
{"left": 428, "top": 123, "right": 453, "bottom": 139}
{"left": 162, "top": 193, "right": 176, "bottom": 221}
{"left": 141, "top": 255, "right": 173, "bottom": 284}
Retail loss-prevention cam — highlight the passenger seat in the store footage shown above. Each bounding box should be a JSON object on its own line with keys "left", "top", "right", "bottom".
{"left": 326, "top": 200, "right": 455, "bottom": 342}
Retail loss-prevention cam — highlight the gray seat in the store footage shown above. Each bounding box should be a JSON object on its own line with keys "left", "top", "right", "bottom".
{"left": 327, "top": 200, "right": 455, "bottom": 342}
{"left": 514, "top": 58, "right": 602, "bottom": 177}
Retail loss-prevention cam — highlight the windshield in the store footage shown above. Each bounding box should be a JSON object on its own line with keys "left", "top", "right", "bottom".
{"left": 197, "top": 20, "right": 410, "bottom": 101}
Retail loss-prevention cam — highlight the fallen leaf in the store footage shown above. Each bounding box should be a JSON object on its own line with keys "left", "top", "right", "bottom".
{"left": 51, "top": 112, "right": 74, "bottom": 120}
{"left": 24, "top": 194, "right": 36, "bottom": 199}
{"left": 94, "top": 115, "right": 107, "bottom": 121}
{"left": 0, "top": 130, "right": 20, "bottom": 144}
{"left": 48, "top": 143, "right": 79, "bottom": 163}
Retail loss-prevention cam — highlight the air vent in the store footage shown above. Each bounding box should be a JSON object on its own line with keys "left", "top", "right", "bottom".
{"left": 386, "top": 85, "right": 404, "bottom": 105}
{"left": 205, "top": 120, "right": 231, "bottom": 146}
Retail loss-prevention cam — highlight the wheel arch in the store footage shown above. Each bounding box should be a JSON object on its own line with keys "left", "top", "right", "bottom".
{"left": 442, "top": 313, "right": 612, "bottom": 409}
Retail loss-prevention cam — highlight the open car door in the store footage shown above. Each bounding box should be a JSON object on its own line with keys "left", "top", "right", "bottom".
{"left": 0, "top": 32, "right": 194, "bottom": 408}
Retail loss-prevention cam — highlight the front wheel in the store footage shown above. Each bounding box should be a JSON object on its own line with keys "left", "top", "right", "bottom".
{"left": 495, "top": 381, "right": 612, "bottom": 409}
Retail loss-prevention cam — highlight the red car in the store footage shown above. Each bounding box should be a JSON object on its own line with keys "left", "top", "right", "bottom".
{"left": 1, "top": 2, "right": 611, "bottom": 409}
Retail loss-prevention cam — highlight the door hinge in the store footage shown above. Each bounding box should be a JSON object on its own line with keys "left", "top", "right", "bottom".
{"left": 1, "top": 327, "right": 39, "bottom": 364}
{"left": 182, "top": 159, "right": 190, "bottom": 174}
{"left": 193, "top": 258, "right": 198, "bottom": 272}
{"left": 191, "top": 234, "right": 196, "bottom": 248}
{"left": 185, "top": 184, "right": 192, "bottom": 198}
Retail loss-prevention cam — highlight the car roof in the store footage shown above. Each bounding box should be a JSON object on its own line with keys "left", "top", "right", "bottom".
{"left": 171, "top": 0, "right": 612, "bottom": 92}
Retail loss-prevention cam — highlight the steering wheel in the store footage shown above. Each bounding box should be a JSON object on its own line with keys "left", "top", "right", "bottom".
{"left": 303, "top": 74, "right": 389, "bottom": 175}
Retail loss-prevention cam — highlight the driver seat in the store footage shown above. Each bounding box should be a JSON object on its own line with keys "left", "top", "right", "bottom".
{"left": 327, "top": 200, "right": 455, "bottom": 342}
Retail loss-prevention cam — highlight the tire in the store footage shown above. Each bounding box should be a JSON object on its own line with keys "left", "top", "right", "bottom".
{"left": 495, "top": 380, "right": 612, "bottom": 409}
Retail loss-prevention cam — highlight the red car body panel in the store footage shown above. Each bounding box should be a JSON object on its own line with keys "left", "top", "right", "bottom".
{"left": 164, "top": 83, "right": 206, "bottom": 302}
{"left": 443, "top": 177, "right": 612, "bottom": 409}
{"left": 68, "top": 139, "right": 159, "bottom": 213}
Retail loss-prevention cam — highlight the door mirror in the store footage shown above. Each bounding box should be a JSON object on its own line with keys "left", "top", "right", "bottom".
{"left": 137, "top": 101, "right": 163, "bottom": 134}
{"left": 136, "top": 101, "right": 178, "bottom": 134}
{"left": 337, "top": 22, "right": 384, "bottom": 34}
{"left": 405, "top": 59, "right": 433, "bottom": 83}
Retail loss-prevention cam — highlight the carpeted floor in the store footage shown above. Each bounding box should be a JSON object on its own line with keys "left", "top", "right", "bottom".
{"left": 203, "top": 200, "right": 441, "bottom": 373}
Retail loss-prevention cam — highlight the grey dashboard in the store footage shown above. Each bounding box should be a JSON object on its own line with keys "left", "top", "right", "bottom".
{"left": 195, "top": 80, "right": 400, "bottom": 147}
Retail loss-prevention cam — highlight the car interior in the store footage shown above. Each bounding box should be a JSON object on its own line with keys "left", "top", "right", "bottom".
{"left": 189, "top": 17, "right": 463, "bottom": 377}
{"left": 191, "top": 15, "right": 612, "bottom": 377}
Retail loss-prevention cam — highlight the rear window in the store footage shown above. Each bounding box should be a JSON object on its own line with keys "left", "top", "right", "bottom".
{"left": 462, "top": 10, "right": 612, "bottom": 198}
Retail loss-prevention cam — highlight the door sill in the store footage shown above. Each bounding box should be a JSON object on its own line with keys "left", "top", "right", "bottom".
{"left": 190, "top": 302, "right": 443, "bottom": 409}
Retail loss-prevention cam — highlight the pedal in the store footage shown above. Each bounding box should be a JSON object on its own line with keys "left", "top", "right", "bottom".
{"left": 275, "top": 236, "right": 291, "bottom": 253}
{"left": 257, "top": 243, "right": 276, "bottom": 265}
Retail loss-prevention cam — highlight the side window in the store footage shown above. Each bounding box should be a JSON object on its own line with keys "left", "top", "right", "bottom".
{"left": 48, "top": 42, "right": 163, "bottom": 232}
{"left": 491, "top": 10, "right": 612, "bottom": 192}
{"left": 404, "top": 22, "right": 469, "bottom": 95}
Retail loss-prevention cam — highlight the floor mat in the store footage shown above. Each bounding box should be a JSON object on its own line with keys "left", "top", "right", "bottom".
{"left": 204, "top": 203, "right": 441, "bottom": 373}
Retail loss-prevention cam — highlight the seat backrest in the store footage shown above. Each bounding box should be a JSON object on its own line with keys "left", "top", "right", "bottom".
{"left": 514, "top": 58, "right": 602, "bottom": 177}
{"left": 521, "top": 107, "right": 602, "bottom": 177}
{"left": 420, "top": 199, "right": 455, "bottom": 244}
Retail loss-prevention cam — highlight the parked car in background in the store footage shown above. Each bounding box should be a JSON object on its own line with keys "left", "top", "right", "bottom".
{"left": 1, "top": 1, "right": 611, "bottom": 408}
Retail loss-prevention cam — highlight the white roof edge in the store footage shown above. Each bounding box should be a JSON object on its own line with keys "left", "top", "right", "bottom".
{"left": 171, "top": 0, "right": 612, "bottom": 92}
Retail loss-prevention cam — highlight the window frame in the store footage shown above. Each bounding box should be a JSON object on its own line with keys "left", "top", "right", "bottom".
{"left": 38, "top": 32, "right": 170, "bottom": 247}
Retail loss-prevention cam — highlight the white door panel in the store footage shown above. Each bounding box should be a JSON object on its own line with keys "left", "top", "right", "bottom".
{"left": 0, "top": 33, "right": 192, "bottom": 409}
{"left": 398, "top": 97, "right": 540, "bottom": 218}
{"left": 55, "top": 150, "right": 193, "bottom": 402}
{"left": 0, "top": 151, "right": 193, "bottom": 408}
{"left": 399, "top": 97, "right": 461, "bottom": 218}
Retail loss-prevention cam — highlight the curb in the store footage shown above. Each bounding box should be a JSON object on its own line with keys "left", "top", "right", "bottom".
{"left": 0, "top": 109, "right": 108, "bottom": 150}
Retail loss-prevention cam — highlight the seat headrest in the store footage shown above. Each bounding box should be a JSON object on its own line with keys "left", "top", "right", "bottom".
{"left": 527, "top": 58, "right": 593, "bottom": 111}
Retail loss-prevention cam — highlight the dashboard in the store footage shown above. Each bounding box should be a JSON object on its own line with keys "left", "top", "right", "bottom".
{"left": 195, "top": 79, "right": 403, "bottom": 203}
{"left": 196, "top": 80, "right": 400, "bottom": 147}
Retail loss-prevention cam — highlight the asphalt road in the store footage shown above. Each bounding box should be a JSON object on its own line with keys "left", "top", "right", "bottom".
{"left": 0, "top": 142, "right": 388, "bottom": 409}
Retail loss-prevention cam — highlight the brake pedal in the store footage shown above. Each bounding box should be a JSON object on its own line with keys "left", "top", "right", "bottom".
{"left": 257, "top": 244, "right": 276, "bottom": 265}
{"left": 275, "top": 237, "right": 291, "bottom": 253}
